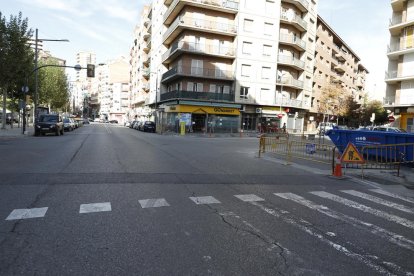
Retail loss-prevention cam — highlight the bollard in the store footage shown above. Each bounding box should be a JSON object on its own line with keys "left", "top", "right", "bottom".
{"left": 333, "top": 153, "right": 343, "bottom": 178}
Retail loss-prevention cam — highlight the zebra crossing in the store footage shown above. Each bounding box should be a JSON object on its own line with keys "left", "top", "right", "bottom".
{"left": 3, "top": 188, "right": 414, "bottom": 274}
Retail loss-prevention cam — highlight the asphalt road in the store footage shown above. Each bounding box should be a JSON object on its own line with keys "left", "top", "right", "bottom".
{"left": 0, "top": 123, "right": 413, "bottom": 275}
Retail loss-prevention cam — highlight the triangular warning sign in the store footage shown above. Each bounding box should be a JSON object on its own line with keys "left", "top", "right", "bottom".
{"left": 341, "top": 143, "right": 365, "bottom": 164}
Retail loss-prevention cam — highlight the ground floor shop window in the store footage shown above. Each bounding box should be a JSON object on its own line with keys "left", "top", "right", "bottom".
{"left": 241, "top": 114, "right": 258, "bottom": 131}
{"left": 208, "top": 115, "right": 238, "bottom": 133}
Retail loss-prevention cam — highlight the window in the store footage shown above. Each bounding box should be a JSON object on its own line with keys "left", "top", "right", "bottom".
{"left": 191, "top": 59, "right": 203, "bottom": 75}
{"left": 264, "top": 22, "right": 273, "bottom": 36}
{"left": 260, "top": 88, "right": 271, "bottom": 103}
{"left": 261, "top": 67, "right": 271, "bottom": 79}
{"left": 240, "top": 86, "right": 249, "bottom": 99}
{"left": 241, "top": 64, "right": 251, "bottom": 77}
{"left": 243, "top": 19, "right": 253, "bottom": 32}
{"left": 263, "top": 44, "right": 272, "bottom": 56}
{"left": 265, "top": 0, "right": 274, "bottom": 15}
{"left": 242, "top": 41, "right": 252, "bottom": 54}
{"left": 210, "top": 84, "right": 216, "bottom": 93}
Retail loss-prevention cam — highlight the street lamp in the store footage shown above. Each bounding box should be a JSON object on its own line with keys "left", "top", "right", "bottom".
{"left": 33, "top": 28, "right": 69, "bottom": 120}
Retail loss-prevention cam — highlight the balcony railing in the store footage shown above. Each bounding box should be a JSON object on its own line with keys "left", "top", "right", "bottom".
{"left": 164, "top": 0, "right": 239, "bottom": 23}
{"left": 160, "top": 90, "right": 235, "bottom": 102}
{"left": 274, "top": 96, "right": 303, "bottom": 108}
{"left": 163, "top": 16, "right": 237, "bottom": 43}
{"left": 280, "top": 12, "right": 307, "bottom": 30}
{"left": 389, "top": 15, "right": 403, "bottom": 26}
{"left": 279, "top": 33, "right": 306, "bottom": 50}
{"left": 387, "top": 43, "right": 414, "bottom": 53}
{"left": 277, "top": 55, "right": 305, "bottom": 69}
{"left": 277, "top": 76, "right": 304, "bottom": 89}
{"left": 162, "top": 40, "right": 235, "bottom": 62}
{"left": 383, "top": 96, "right": 395, "bottom": 106}
{"left": 161, "top": 65, "right": 233, "bottom": 82}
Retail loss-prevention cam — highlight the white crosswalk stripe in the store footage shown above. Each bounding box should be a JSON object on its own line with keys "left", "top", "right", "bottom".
{"left": 370, "top": 189, "right": 414, "bottom": 204}
{"left": 341, "top": 190, "right": 414, "bottom": 214}
{"left": 6, "top": 207, "right": 48, "bottom": 220}
{"left": 247, "top": 201, "right": 404, "bottom": 275}
{"left": 274, "top": 192, "right": 414, "bottom": 252}
{"left": 234, "top": 194, "right": 265, "bottom": 202}
{"left": 310, "top": 191, "right": 414, "bottom": 230}
{"left": 79, "top": 202, "right": 112, "bottom": 214}
{"left": 189, "top": 196, "right": 221, "bottom": 205}
{"left": 139, "top": 198, "right": 170, "bottom": 208}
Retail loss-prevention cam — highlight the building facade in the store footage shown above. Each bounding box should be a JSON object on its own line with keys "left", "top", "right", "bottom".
{"left": 129, "top": 0, "right": 367, "bottom": 134}
{"left": 311, "top": 16, "right": 368, "bottom": 130}
{"left": 385, "top": 0, "right": 414, "bottom": 132}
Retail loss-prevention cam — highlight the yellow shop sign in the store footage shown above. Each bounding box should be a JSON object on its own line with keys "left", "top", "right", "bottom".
{"left": 165, "top": 105, "right": 240, "bottom": 115}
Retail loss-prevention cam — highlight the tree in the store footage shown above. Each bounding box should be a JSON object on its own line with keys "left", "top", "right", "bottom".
{"left": 37, "top": 59, "right": 70, "bottom": 110}
{"left": 318, "top": 83, "right": 350, "bottom": 123}
{"left": 0, "top": 12, "right": 34, "bottom": 129}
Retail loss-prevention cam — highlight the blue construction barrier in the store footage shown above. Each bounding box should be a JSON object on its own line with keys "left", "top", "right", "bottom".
{"left": 326, "top": 129, "right": 414, "bottom": 162}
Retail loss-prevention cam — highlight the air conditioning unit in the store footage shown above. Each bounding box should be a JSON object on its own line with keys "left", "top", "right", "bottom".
{"left": 256, "top": 108, "right": 262, "bottom": 113}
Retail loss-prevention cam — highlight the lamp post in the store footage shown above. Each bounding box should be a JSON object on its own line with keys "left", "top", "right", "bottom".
{"left": 33, "top": 28, "right": 69, "bottom": 120}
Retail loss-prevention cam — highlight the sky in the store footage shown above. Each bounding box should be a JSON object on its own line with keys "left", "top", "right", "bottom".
{"left": 1, "top": 0, "right": 391, "bottom": 100}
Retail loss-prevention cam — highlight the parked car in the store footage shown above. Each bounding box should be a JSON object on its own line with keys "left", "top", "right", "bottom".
{"left": 133, "top": 121, "right": 142, "bottom": 130}
{"left": 109, "top": 119, "right": 118, "bottom": 124}
{"left": 63, "top": 118, "right": 75, "bottom": 131}
{"left": 83, "top": 118, "right": 90, "bottom": 124}
{"left": 142, "top": 121, "right": 156, "bottom": 132}
{"left": 372, "top": 126, "right": 407, "bottom": 133}
{"left": 35, "top": 114, "right": 64, "bottom": 136}
{"left": 94, "top": 118, "right": 100, "bottom": 123}
{"left": 129, "top": 121, "right": 138, "bottom": 129}
{"left": 124, "top": 121, "right": 131, "bottom": 127}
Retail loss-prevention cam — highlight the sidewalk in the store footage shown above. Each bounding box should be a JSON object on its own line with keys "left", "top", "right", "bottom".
{"left": 0, "top": 125, "right": 32, "bottom": 138}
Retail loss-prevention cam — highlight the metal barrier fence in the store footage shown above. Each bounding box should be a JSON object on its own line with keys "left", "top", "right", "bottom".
{"left": 259, "top": 135, "right": 414, "bottom": 177}
{"left": 360, "top": 143, "right": 414, "bottom": 176}
{"left": 258, "top": 135, "right": 336, "bottom": 165}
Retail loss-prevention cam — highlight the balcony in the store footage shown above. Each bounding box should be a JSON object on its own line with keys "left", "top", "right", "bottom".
{"left": 144, "top": 19, "right": 151, "bottom": 28}
{"left": 387, "top": 43, "right": 414, "bottom": 60}
{"left": 143, "top": 33, "right": 150, "bottom": 41}
{"left": 383, "top": 96, "right": 395, "bottom": 107}
{"left": 143, "top": 83, "right": 150, "bottom": 92}
{"left": 143, "top": 68, "right": 151, "bottom": 79}
{"left": 278, "top": 33, "right": 306, "bottom": 52}
{"left": 391, "top": 0, "right": 405, "bottom": 12}
{"left": 143, "top": 54, "right": 150, "bottom": 66}
{"left": 162, "top": 40, "right": 235, "bottom": 64}
{"left": 355, "top": 78, "right": 364, "bottom": 88}
{"left": 282, "top": 0, "right": 309, "bottom": 12}
{"left": 335, "top": 51, "right": 346, "bottom": 62}
{"left": 385, "top": 70, "right": 414, "bottom": 84}
{"left": 275, "top": 96, "right": 304, "bottom": 109}
{"left": 277, "top": 55, "right": 305, "bottom": 71}
{"left": 164, "top": 0, "right": 238, "bottom": 25}
{"left": 334, "top": 62, "right": 346, "bottom": 73}
{"left": 277, "top": 76, "right": 304, "bottom": 90}
{"left": 161, "top": 65, "right": 234, "bottom": 83}
{"left": 389, "top": 15, "right": 414, "bottom": 35}
{"left": 160, "top": 90, "right": 235, "bottom": 102}
{"left": 280, "top": 12, "right": 307, "bottom": 32}
{"left": 163, "top": 16, "right": 237, "bottom": 45}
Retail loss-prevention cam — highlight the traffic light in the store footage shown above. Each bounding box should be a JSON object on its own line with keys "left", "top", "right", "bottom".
{"left": 87, "top": 64, "right": 95, "bottom": 78}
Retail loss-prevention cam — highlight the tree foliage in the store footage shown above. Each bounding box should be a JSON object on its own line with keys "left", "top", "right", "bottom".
{"left": 37, "top": 59, "right": 70, "bottom": 110}
{"left": 0, "top": 12, "right": 34, "bottom": 127}
{"left": 318, "top": 83, "right": 350, "bottom": 118}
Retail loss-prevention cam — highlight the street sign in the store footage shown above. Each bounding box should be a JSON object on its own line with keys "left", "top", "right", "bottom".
{"left": 388, "top": 116, "right": 395, "bottom": 122}
{"left": 341, "top": 143, "right": 365, "bottom": 164}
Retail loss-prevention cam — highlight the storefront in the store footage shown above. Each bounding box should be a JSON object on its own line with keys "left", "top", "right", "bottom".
{"left": 160, "top": 104, "right": 240, "bottom": 134}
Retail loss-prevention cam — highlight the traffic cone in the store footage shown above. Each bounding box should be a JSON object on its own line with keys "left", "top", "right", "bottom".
{"left": 333, "top": 154, "right": 342, "bottom": 178}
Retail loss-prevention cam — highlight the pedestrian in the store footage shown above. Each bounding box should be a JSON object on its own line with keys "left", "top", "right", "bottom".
{"left": 282, "top": 123, "right": 286, "bottom": 133}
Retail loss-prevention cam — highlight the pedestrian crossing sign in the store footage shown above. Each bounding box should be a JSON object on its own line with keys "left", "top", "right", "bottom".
{"left": 341, "top": 143, "right": 365, "bottom": 164}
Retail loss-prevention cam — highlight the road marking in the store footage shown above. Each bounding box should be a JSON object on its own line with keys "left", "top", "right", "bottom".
{"left": 234, "top": 194, "right": 265, "bottom": 202}
{"left": 274, "top": 192, "right": 414, "bottom": 251}
{"left": 189, "top": 196, "right": 221, "bottom": 205}
{"left": 139, "top": 198, "right": 170, "bottom": 208}
{"left": 341, "top": 190, "right": 414, "bottom": 214}
{"left": 370, "top": 189, "right": 414, "bottom": 204}
{"left": 249, "top": 201, "right": 405, "bottom": 275}
{"left": 79, "top": 202, "right": 111, "bottom": 214}
{"left": 6, "top": 207, "right": 48, "bottom": 220}
{"left": 310, "top": 191, "right": 414, "bottom": 230}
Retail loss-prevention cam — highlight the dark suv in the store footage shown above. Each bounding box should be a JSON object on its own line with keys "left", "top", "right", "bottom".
{"left": 35, "top": 114, "right": 64, "bottom": 136}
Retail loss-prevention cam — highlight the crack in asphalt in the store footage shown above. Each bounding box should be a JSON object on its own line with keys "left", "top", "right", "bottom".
{"left": 204, "top": 204, "right": 289, "bottom": 275}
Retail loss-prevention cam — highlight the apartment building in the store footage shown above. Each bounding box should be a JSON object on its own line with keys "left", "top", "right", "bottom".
{"left": 73, "top": 51, "right": 96, "bottom": 113}
{"left": 133, "top": 0, "right": 366, "bottom": 134}
{"left": 95, "top": 57, "right": 130, "bottom": 123}
{"left": 130, "top": 6, "right": 153, "bottom": 122}
{"left": 385, "top": 0, "right": 414, "bottom": 132}
{"left": 311, "top": 16, "right": 368, "bottom": 130}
